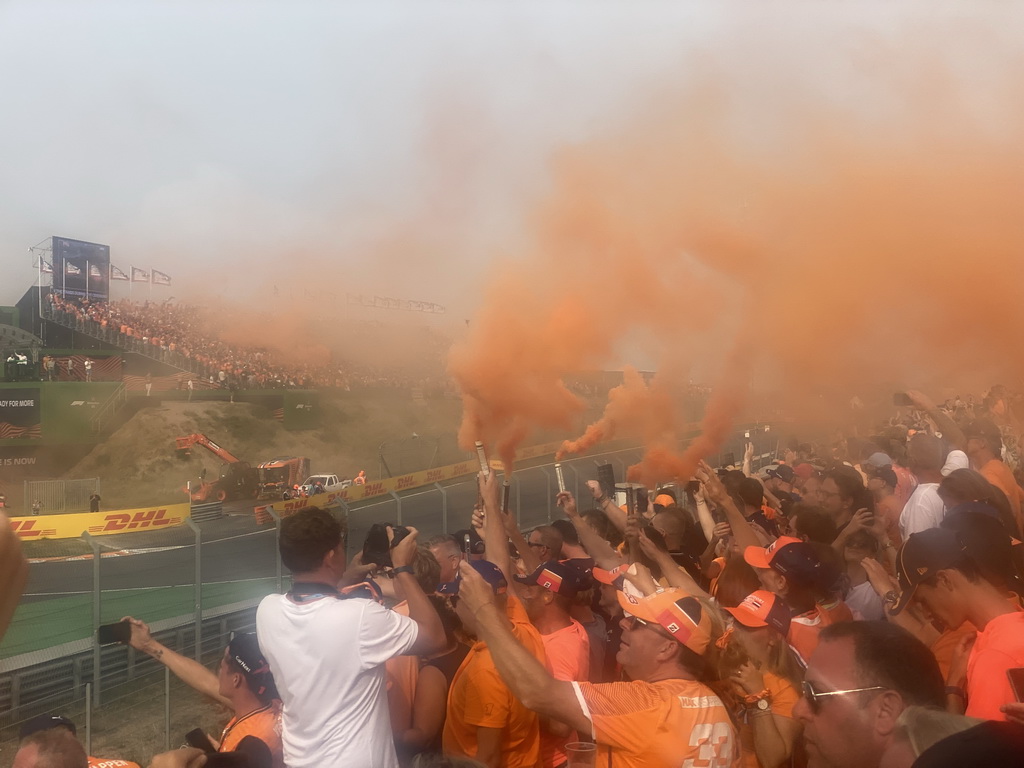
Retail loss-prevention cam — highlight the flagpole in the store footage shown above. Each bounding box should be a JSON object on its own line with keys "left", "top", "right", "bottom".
{"left": 86, "top": 259, "right": 90, "bottom": 301}
{"left": 129, "top": 266, "right": 133, "bottom": 302}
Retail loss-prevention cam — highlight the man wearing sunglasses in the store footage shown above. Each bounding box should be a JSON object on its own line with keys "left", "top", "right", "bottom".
{"left": 792, "top": 621, "right": 944, "bottom": 768}
{"left": 459, "top": 471, "right": 738, "bottom": 767}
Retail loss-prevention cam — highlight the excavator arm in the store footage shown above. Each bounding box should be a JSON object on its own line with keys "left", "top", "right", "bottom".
{"left": 175, "top": 433, "right": 243, "bottom": 464}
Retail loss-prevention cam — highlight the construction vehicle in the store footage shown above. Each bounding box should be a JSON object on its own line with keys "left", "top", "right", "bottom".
{"left": 258, "top": 456, "right": 311, "bottom": 500}
{"left": 176, "top": 433, "right": 259, "bottom": 503}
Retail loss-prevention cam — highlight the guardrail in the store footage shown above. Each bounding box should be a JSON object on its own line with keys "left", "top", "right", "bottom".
{"left": 90, "top": 382, "right": 128, "bottom": 434}
{"left": 1, "top": 426, "right": 778, "bottom": 751}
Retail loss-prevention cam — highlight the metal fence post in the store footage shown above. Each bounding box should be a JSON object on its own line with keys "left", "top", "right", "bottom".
{"left": 514, "top": 475, "right": 522, "bottom": 527}
{"left": 268, "top": 508, "right": 283, "bottom": 593}
{"left": 164, "top": 667, "right": 171, "bottom": 752}
{"left": 389, "top": 490, "right": 402, "bottom": 526}
{"left": 83, "top": 531, "right": 102, "bottom": 707}
{"left": 85, "top": 683, "right": 92, "bottom": 756}
{"left": 185, "top": 518, "right": 202, "bottom": 660}
{"left": 433, "top": 483, "right": 448, "bottom": 533}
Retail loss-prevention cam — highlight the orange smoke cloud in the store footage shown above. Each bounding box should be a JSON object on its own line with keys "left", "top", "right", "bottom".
{"left": 557, "top": 366, "right": 675, "bottom": 460}
{"left": 452, "top": 14, "right": 1024, "bottom": 481}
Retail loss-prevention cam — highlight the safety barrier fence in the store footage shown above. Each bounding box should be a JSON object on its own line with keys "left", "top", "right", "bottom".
{"left": 1, "top": 423, "right": 778, "bottom": 758}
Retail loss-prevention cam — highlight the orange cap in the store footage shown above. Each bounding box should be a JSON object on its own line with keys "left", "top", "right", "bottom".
{"left": 617, "top": 588, "right": 712, "bottom": 655}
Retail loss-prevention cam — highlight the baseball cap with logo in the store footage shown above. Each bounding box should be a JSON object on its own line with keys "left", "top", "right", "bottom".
{"left": 744, "top": 536, "right": 836, "bottom": 591}
{"left": 592, "top": 563, "right": 629, "bottom": 585}
{"left": 514, "top": 560, "right": 593, "bottom": 597}
{"left": 765, "top": 465, "right": 796, "bottom": 483}
{"left": 963, "top": 418, "right": 1003, "bottom": 451}
{"left": 723, "top": 590, "right": 792, "bottom": 636}
{"left": 227, "top": 632, "right": 277, "bottom": 699}
{"left": 890, "top": 528, "right": 968, "bottom": 615}
{"left": 19, "top": 714, "right": 77, "bottom": 740}
{"left": 437, "top": 559, "right": 508, "bottom": 596}
{"left": 616, "top": 588, "right": 712, "bottom": 655}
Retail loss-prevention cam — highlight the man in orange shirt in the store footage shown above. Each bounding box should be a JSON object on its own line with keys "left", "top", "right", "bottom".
{"left": 123, "top": 619, "right": 282, "bottom": 767}
{"left": 459, "top": 560, "right": 738, "bottom": 768}
{"left": 964, "top": 418, "right": 1024, "bottom": 535}
{"left": 442, "top": 559, "right": 546, "bottom": 768}
{"left": 891, "top": 527, "right": 1024, "bottom": 722}
{"left": 514, "top": 560, "right": 592, "bottom": 767}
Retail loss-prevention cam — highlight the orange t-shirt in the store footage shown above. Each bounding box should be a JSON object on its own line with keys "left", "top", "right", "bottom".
{"left": 385, "top": 600, "right": 419, "bottom": 738}
{"left": 443, "top": 596, "right": 546, "bottom": 768}
{"left": 573, "top": 678, "right": 739, "bottom": 768}
{"left": 965, "top": 611, "right": 1024, "bottom": 721}
{"left": 220, "top": 701, "right": 283, "bottom": 768}
{"left": 787, "top": 601, "right": 853, "bottom": 667}
{"left": 930, "top": 623, "right": 974, "bottom": 682}
{"left": 89, "top": 758, "right": 140, "bottom": 768}
{"left": 738, "top": 671, "right": 799, "bottom": 768}
{"left": 978, "top": 459, "right": 1024, "bottom": 534}
{"left": 540, "top": 619, "right": 591, "bottom": 768}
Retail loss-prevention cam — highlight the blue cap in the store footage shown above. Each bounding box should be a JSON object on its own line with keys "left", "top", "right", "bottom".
{"left": 437, "top": 559, "right": 507, "bottom": 595}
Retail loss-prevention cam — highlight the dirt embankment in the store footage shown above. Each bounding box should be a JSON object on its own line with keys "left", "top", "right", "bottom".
{"left": 64, "top": 391, "right": 472, "bottom": 509}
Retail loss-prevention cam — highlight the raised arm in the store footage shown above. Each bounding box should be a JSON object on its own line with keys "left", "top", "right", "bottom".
{"left": 586, "top": 480, "right": 629, "bottom": 534}
{"left": 391, "top": 528, "right": 446, "bottom": 656}
{"left": 478, "top": 471, "right": 513, "bottom": 580}
{"left": 696, "top": 461, "right": 763, "bottom": 552}
{"left": 0, "top": 513, "right": 28, "bottom": 644}
{"left": 123, "top": 617, "right": 230, "bottom": 707}
{"left": 557, "top": 490, "right": 626, "bottom": 571}
{"left": 456, "top": 561, "right": 591, "bottom": 735}
{"left": 906, "top": 390, "right": 966, "bottom": 450}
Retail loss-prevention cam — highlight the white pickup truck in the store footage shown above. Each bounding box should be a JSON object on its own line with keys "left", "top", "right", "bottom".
{"left": 297, "top": 474, "right": 352, "bottom": 496}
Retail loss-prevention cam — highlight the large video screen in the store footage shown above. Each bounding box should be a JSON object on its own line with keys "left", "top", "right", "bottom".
{"left": 0, "top": 388, "right": 41, "bottom": 439}
{"left": 52, "top": 236, "right": 110, "bottom": 301}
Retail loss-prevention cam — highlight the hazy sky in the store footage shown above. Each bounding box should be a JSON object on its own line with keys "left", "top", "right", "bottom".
{"left": 0, "top": 0, "right": 729, "bottom": 310}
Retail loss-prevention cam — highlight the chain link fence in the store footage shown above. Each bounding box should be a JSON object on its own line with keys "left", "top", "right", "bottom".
{"left": 21, "top": 478, "right": 101, "bottom": 515}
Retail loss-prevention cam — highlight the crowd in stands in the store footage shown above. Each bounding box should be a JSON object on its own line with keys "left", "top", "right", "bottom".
{"left": 44, "top": 293, "right": 450, "bottom": 392}
{"left": 5, "top": 385, "right": 1024, "bottom": 768}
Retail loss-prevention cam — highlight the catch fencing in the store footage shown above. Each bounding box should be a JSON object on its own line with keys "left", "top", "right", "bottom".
{"left": 22, "top": 478, "right": 100, "bottom": 514}
{"left": 0, "top": 426, "right": 777, "bottom": 760}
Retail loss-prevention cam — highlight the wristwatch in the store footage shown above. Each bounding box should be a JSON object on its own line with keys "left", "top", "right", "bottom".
{"left": 883, "top": 590, "right": 900, "bottom": 608}
{"left": 754, "top": 698, "right": 771, "bottom": 712}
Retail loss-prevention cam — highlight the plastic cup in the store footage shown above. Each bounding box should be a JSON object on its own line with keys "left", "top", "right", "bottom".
{"left": 565, "top": 741, "right": 597, "bottom": 768}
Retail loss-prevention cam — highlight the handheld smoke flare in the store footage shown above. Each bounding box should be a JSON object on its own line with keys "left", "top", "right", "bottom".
{"left": 554, "top": 462, "right": 566, "bottom": 493}
{"left": 501, "top": 478, "right": 511, "bottom": 515}
{"left": 475, "top": 441, "right": 490, "bottom": 477}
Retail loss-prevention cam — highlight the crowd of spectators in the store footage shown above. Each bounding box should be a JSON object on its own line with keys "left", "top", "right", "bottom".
{"left": 5, "top": 385, "right": 1024, "bottom": 768}
{"left": 44, "top": 293, "right": 450, "bottom": 392}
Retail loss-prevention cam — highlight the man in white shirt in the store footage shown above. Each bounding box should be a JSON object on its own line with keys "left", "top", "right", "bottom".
{"left": 899, "top": 433, "right": 947, "bottom": 539}
{"left": 257, "top": 507, "right": 445, "bottom": 768}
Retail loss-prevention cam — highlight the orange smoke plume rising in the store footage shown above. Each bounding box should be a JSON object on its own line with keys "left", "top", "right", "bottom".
{"left": 557, "top": 366, "right": 675, "bottom": 460}
{"left": 452, "top": 12, "right": 1024, "bottom": 478}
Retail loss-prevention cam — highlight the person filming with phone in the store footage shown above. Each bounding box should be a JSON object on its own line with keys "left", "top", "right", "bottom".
{"left": 115, "top": 619, "right": 283, "bottom": 768}
{"left": 256, "top": 506, "right": 445, "bottom": 768}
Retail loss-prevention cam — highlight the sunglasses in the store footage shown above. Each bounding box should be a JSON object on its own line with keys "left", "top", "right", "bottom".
{"left": 800, "top": 680, "right": 886, "bottom": 714}
{"left": 624, "top": 615, "right": 675, "bottom": 641}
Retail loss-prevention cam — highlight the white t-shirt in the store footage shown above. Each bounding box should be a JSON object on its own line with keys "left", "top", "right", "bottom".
{"left": 256, "top": 593, "right": 419, "bottom": 768}
{"left": 845, "top": 580, "right": 885, "bottom": 621}
{"left": 899, "top": 483, "right": 945, "bottom": 539}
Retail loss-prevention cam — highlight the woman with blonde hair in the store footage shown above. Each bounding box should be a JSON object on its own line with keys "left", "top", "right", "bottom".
{"left": 718, "top": 590, "right": 803, "bottom": 768}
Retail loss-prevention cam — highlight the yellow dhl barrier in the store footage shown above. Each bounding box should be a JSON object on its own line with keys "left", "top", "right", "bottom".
{"left": 8, "top": 503, "right": 191, "bottom": 541}
{"left": 258, "top": 439, "right": 568, "bottom": 519}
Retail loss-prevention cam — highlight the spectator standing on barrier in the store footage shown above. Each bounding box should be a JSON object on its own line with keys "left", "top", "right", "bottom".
{"left": 256, "top": 507, "right": 445, "bottom": 768}
{"left": 84, "top": 358, "right": 93, "bottom": 382}
{"left": 32, "top": 499, "right": 42, "bottom": 516}
{"left": 120, "top": 619, "right": 284, "bottom": 767}
{"left": 89, "top": 493, "right": 101, "bottom": 514}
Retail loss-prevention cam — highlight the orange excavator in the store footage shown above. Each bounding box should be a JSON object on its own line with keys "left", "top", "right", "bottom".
{"left": 176, "top": 433, "right": 259, "bottom": 503}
